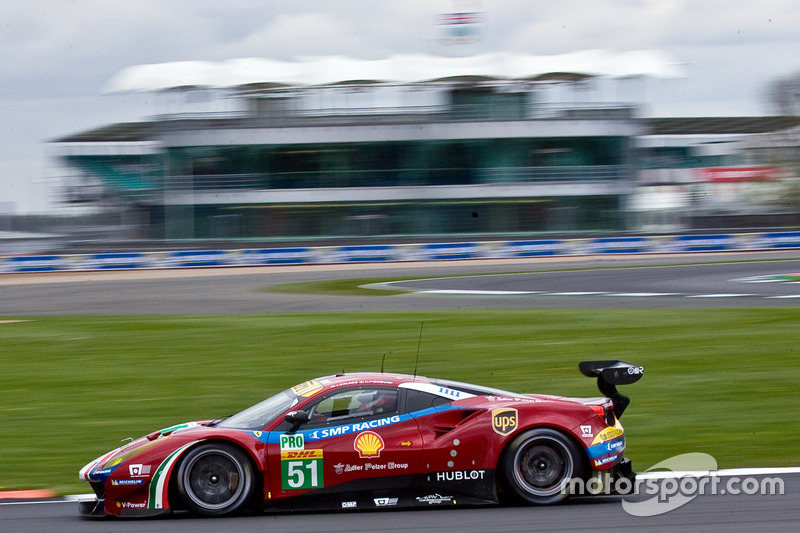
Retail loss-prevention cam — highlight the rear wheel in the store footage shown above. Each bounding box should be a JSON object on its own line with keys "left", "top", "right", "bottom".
{"left": 502, "top": 428, "right": 583, "bottom": 505}
{"left": 176, "top": 442, "right": 254, "bottom": 516}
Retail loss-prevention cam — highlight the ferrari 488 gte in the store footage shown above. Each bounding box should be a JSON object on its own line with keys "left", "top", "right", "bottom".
{"left": 79, "top": 360, "right": 642, "bottom": 518}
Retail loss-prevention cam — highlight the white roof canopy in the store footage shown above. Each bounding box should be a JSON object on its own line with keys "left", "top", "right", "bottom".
{"left": 103, "top": 50, "right": 685, "bottom": 93}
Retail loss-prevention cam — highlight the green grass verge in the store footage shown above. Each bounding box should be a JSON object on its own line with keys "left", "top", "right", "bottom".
{"left": 2, "top": 309, "right": 799, "bottom": 495}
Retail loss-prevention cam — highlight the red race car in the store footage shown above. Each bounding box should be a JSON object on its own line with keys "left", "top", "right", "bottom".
{"left": 78, "top": 360, "right": 642, "bottom": 518}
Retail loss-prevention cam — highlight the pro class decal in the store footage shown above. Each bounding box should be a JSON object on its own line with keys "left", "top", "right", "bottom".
{"left": 280, "top": 433, "right": 305, "bottom": 451}
{"left": 491, "top": 408, "right": 518, "bottom": 435}
{"left": 281, "top": 450, "right": 324, "bottom": 490}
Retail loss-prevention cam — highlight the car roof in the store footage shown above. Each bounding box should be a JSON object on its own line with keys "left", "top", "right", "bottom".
{"left": 305, "top": 372, "right": 522, "bottom": 399}
{"left": 311, "top": 372, "right": 431, "bottom": 389}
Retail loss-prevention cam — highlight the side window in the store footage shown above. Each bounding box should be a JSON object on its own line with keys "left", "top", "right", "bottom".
{"left": 404, "top": 389, "right": 451, "bottom": 413}
{"left": 307, "top": 388, "right": 398, "bottom": 426}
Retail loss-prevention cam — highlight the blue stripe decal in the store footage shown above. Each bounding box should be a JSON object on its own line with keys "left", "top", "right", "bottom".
{"left": 257, "top": 405, "right": 466, "bottom": 444}
{"left": 586, "top": 436, "right": 626, "bottom": 460}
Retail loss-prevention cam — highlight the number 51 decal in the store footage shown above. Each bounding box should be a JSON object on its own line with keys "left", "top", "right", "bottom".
{"left": 281, "top": 450, "right": 324, "bottom": 490}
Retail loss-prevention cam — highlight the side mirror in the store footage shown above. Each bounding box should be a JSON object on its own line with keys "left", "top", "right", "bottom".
{"left": 284, "top": 410, "right": 310, "bottom": 434}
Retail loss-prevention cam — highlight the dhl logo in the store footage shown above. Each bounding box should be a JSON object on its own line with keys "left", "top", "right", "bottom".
{"left": 281, "top": 449, "right": 323, "bottom": 460}
{"left": 492, "top": 408, "right": 518, "bottom": 436}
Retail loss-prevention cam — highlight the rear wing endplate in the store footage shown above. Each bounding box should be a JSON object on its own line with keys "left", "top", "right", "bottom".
{"left": 579, "top": 360, "right": 643, "bottom": 418}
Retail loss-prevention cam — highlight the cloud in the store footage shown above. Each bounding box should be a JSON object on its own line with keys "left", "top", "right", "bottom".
{"left": 2, "top": 0, "right": 800, "bottom": 212}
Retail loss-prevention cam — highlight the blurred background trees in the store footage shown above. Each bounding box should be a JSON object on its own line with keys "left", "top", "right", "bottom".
{"left": 766, "top": 71, "right": 800, "bottom": 116}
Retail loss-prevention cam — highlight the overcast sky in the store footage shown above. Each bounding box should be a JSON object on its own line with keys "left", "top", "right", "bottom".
{"left": 2, "top": 0, "right": 799, "bottom": 214}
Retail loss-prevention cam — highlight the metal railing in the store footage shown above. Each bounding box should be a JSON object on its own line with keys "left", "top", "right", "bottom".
{"left": 151, "top": 103, "right": 637, "bottom": 129}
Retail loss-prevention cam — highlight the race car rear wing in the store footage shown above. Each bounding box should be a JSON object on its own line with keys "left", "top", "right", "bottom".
{"left": 579, "top": 360, "right": 643, "bottom": 418}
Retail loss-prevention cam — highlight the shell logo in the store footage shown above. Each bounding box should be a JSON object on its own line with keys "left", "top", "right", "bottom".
{"left": 354, "top": 431, "right": 384, "bottom": 458}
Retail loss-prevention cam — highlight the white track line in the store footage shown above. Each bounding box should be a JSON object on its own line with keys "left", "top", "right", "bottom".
{"left": 638, "top": 466, "right": 800, "bottom": 479}
{"left": 414, "top": 289, "right": 800, "bottom": 299}
{"left": 687, "top": 294, "right": 756, "bottom": 298}
{"left": 548, "top": 292, "right": 607, "bottom": 296}
{"left": 606, "top": 293, "right": 681, "bottom": 297}
{"left": 422, "top": 289, "right": 539, "bottom": 295}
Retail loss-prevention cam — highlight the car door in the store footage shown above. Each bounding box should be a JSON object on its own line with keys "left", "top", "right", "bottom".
{"left": 267, "top": 386, "right": 423, "bottom": 505}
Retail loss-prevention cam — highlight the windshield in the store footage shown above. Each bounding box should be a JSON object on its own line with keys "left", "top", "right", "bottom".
{"left": 216, "top": 389, "right": 299, "bottom": 430}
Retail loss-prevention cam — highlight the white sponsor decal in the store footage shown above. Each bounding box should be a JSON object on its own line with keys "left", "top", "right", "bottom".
{"left": 112, "top": 479, "right": 144, "bottom": 486}
{"left": 416, "top": 494, "right": 454, "bottom": 505}
{"left": 399, "top": 382, "right": 476, "bottom": 400}
{"left": 120, "top": 501, "right": 147, "bottom": 509}
{"left": 436, "top": 470, "right": 486, "bottom": 481}
{"left": 308, "top": 415, "right": 401, "bottom": 440}
{"left": 333, "top": 462, "right": 408, "bottom": 474}
{"left": 129, "top": 464, "right": 151, "bottom": 477}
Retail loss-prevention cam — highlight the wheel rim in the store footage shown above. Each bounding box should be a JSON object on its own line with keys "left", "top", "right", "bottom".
{"left": 513, "top": 438, "right": 573, "bottom": 497}
{"left": 182, "top": 449, "right": 246, "bottom": 511}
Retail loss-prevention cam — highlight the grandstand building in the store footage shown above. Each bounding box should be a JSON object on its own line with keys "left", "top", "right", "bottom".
{"left": 54, "top": 51, "right": 766, "bottom": 241}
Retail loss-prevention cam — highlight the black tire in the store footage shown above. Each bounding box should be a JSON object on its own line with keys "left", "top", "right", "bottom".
{"left": 176, "top": 442, "right": 254, "bottom": 516}
{"left": 502, "top": 428, "right": 584, "bottom": 505}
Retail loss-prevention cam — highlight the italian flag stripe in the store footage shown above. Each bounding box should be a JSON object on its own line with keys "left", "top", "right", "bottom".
{"left": 148, "top": 441, "right": 198, "bottom": 510}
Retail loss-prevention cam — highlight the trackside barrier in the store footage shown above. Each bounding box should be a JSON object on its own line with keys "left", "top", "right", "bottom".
{"left": 2, "top": 232, "right": 800, "bottom": 274}
{"left": 414, "top": 242, "right": 482, "bottom": 261}
{"left": 2, "top": 255, "right": 66, "bottom": 272}
{"left": 754, "top": 231, "right": 800, "bottom": 249}
{"left": 321, "top": 245, "right": 400, "bottom": 263}
{"left": 583, "top": 237, "right": 652, "bottom": 254}
{"left": 162, "top": 249, "right": 231, "bottom": 268}
{"left": 668, "top": 234, "right": 737, "bottom": 252}
{"left": 492, "top": 240, "right": 567, "bottom": 257}
{"left": 239, "top": 247, "right": 315, "bottom": 265}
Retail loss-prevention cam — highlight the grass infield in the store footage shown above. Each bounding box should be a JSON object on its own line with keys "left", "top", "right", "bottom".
{"left": 1, "top": 309, "right": 799, "bottom": 494}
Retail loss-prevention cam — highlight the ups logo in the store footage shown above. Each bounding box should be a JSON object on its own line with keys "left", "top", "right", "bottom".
{"left": 492, "top": 408, "right": 518, "bottom": 436}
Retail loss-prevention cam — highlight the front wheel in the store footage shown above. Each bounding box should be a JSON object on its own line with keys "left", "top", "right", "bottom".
{"left": 502, "top": 428, "right": 584, "bottom": 505}
{"left": 176, "top": 442, "right": 254, "bottom": 516}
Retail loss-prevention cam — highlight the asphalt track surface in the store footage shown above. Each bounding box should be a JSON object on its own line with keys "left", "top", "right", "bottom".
{"left": 3, "top": 473, "right": 799, "bottom": 532}
{"left": 2, "top": 250, "right": 800, "bottom": 531}
{"left": 2, "top": 250, "right": 800, "bottom": 314}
